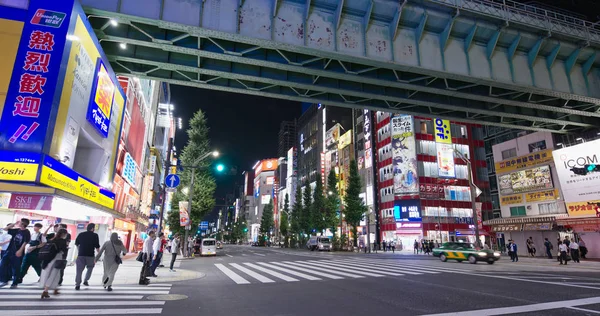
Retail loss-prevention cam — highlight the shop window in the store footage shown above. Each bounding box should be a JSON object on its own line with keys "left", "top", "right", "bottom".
{"left": 538, "top": 202, "right": 561, "bottom": 215}
{"left": 528, "top": 140, "right": 547, "bottom": 153}
{"left": 510, "top": 206, "right": 526, "bottom": 217}
{"left": 501, "top": 148, "right": 517, "bottom": 160}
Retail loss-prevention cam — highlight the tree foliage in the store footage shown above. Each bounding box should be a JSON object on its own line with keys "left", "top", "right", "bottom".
{"left": 344, "top": 160, "right": 366, "bottom": 248}
{"left": 312, "top": 174, "right": 326, "bottom": 235}
{"left": 325, "top": 170, "right": 340, "bottom": 235}
{"left": 259, "top": 200, "right": 274, "bottom": 245}
{"left": 301, "top": 182, "right": 312, "bottom": 235}
{"left": 167, "top": 110, "right": 216, "bottom": 236}
{"left": 290, "top": 185, "right": 303, "bottom": 248}
{"left": 280, "top": 194, "right": 290, "bottom": 247}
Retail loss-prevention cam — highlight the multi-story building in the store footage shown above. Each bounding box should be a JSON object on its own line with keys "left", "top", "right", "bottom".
{"left": 375, "top": 113, "right": 492, "bottom": 249}
{"left": 248, "top": 159, "right": 278, "bottom": 241}
{"left": 278, "top": 121, "right": 296, "bottom": 158}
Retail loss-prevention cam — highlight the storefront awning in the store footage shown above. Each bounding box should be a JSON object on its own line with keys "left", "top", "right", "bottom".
{"left": 556, "top": 217, "right": 600, "bottom": 226}
{"left": 483, "top": 214, "right": 567, "bottom": 226}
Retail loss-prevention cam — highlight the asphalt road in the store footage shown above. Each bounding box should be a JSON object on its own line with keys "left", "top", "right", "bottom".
{"left": 163, "top": 245, "right": 600, "bottom": 316}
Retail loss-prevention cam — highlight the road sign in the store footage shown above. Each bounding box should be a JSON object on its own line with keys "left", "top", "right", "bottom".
{"left": 199, "top": 221, "right": 209, "bottom": 230}
{"left": 474, "top": 185, "right": 483, "bottom": 198}
{"left": 165, "top": 174, "right": 180, "bottom": 188}
{"left": 166, "top": 187, "right": 176, "bottom": 193}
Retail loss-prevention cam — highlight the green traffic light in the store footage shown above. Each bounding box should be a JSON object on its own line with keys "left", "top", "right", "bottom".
{"left": 216, "top": 164, "right": 225, "bottom": 172}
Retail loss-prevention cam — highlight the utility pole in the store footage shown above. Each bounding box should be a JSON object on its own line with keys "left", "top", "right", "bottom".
{"left": 183, "top": 169, "right": 195, "bottom": 257}
{"left": 454, "top": 149, "right": 481, "bottom": 248}
{"left": 157, "top": 137, "right": 174, "bottom": 234}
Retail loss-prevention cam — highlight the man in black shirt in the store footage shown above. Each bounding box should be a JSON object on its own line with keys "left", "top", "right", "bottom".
{"left": 0, "top": 218, "right": 31, "bottom": 288}
{"left": 74, "top": 223, "right": 100, "bottom": 290}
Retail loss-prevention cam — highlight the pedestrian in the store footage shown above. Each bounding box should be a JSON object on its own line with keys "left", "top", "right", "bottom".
{"left": 569, "top": 239, "right": 580, "bottom": 263}
{"left": 187, "top": 237, "right": 194, "bottom": 257}
{"left": 526, "top": 237, "right": 536, "bottom": 257}
{"left": 0, "top": 219, "right": 31, "bottom": 288}
{"left": 74, "top": 223, "right": 100, "bottom": 290}
{"left": 563, "top": 237, "right": 570, "bottom": 247}
{"left": 39, "top": 228, "right": 69, "bottom": 299}
{"left": 45, "top": 224, "right": 71, "bottom": 286}
{"left": 95, "top": 232, "right": 126, "bottom": 291}
{"left": 382, "top": 240, "right": 387, "bottom": 252}
{"left": 149, "top": 233, "right": 166, "bottom": 277}
{"left": 139, "top": 231, "right": 155, "bottom": 285}
{"left": 391, "top": 241, "right": 395, "bottom": 253}
{"left": 579, "top": 238, "right": 588, "bottom": 259}
{"left": 558, "top": 241, "right": 568, "bottom": 265}
{"left": 19, "top": 223, "right": 49, "bottom": 283}
{"left": 557, "top": 238, "right": 562, "bottom": 262}
{"left": 169, "top": 234, "right": 180, "bottom": 272}
{"left": 413, "top": 240, "right": 419, "bottom": 254}
{"left": 544, "top": 238, "right": 553, "bottom": 259}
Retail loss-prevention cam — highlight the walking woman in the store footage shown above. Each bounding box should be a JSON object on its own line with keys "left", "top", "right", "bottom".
{"left": 96, "top": 233, "right": 127, "bottom": 291}
{"left": 39, "top": 229, "right": 68, "bottom": 299}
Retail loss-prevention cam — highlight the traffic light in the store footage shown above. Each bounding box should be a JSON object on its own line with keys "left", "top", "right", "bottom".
{"left": 216, "top": 164, "right": 225, "bottom": 172}
{"left": 243, "top": 228, "right": 248, "bottom": 232}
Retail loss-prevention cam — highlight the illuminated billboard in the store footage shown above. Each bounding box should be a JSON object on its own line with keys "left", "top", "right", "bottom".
{"left": 391, "top": 115, "right": 418, "bottom": 195}
{"left": 436, "top": 143, "right": 455, "bottom": 178}
{"left": 254, "top": 159, "right": 278, "bottom": 176}
{"left": 498, "top": 165, "right": 553, "bottom": 195}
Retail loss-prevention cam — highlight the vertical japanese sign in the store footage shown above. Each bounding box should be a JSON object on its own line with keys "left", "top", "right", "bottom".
{"left": 434, "top": 119, "right": 452, "bottom": 144}
{"left": 0, "top": 0, "right": 74, "bottom": 152}
{"left": 86, "top": 58, "right": 114, "bottom": 138}
{"left": 363, "top": 109, "right": 373, "bottom": 169}
{"left": 179, "top": 201, "right": 190, "bottom": 226}
{"left": 391, "top": 115, "right": 419, "bottom": 195}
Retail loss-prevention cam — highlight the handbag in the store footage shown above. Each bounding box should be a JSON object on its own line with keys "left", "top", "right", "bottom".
{"left": 111, "top": 242, "right": 123, "bottom": 265}
{"left": 53, "top": 259, "right": 67, "bottom": 270}
{"left": 136, "top": 251, "right": 144, "bottom": 262}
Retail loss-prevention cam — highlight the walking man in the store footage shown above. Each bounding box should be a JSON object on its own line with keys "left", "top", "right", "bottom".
{"left": 544, "top": 238, "right": 553, "bottom": 259}
{"left": 75, "top": 223, "right": 100, "bottom": 290}
{"left": 169, "top": 235, "right": 180, "bottom": 272}
{"left": 19, "top": 223, "right": 49, "bottom": 283}
{"left": 569, "top": 239, "right": 580, "bottom": 263}
{"left": 0, "top": 219, "right": 31, "bottom": 288}
{"left": 139, "top": 231, "right": 155, "bottom": 285}
{"left": 149, "top": 233, "right": 166, "bottom": 277}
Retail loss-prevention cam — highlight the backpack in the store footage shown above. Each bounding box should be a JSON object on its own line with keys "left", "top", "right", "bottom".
{"left": 38, "top": 242, "right": 58, "bottom": 261}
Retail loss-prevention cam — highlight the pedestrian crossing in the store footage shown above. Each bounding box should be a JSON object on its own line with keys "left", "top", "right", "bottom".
{"left": 0, "top": 283, "right": 172, "bottom": 315}
{"left": 214, "top": 258, "right": 473, "bottom": 285}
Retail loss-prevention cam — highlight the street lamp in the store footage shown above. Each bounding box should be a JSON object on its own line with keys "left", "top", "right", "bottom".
{"left": 453, "top": 148, "right": 482, "bottom": 248}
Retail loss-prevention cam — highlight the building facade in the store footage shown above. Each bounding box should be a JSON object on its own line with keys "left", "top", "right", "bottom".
{"left": 278, "top": 120, "right": 296, "bottom": 158}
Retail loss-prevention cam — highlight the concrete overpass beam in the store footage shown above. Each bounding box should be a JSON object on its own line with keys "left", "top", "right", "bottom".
{"left": 546, "top": 43, "right": 561, "bottom": 91}
{"left": 527, "top": 37, "right": 544, "bottom": 87}
{"left": 507, "top": 34, "right": 521, "bottom": 82}
{"left": 440, "top": 11, "right": 459, "bottom": 71}
{"left": 415, "top": 12, "right": 428, "bottom": 67}
{"left": 464, "top": 24, "right": 477, "bottom": 76}
{"left": 582, "top": 52, "right": 597, "bottom": 95}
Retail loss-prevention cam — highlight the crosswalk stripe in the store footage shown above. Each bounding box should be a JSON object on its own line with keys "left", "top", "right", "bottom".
{"left": 225, "top": 254, "right": 233, "bottom": 257}
{"left": 334, "top": 259, "right": 436, "bottom": 275}
{"left": 0, "top": 301, "right": 166, "bottom": 307}
{"left": 383, "top": 261, "right": 472, "bottom": 273}
{"left": 342, "top": 258, "right": 463, "bottom": 273}
{"left": 272, "top": 262, "right": 344, "bottom": 280}
{"left": 242, "top": 263, "right": 299, "bottom": 282}
{"left": 0, "top": 295, "right": 144, "bottom": 299}
{"left": 283, "top": 261, "right": 361, "bottom": 279}
{"left": 229, "top": 263, "right": 275, "bottom": 283}
{"left": 148, "top": 283, "right": 172, "bottom": 287}
{"left": 5, "top": 308, "right": 163, "bottom": 315}
{"left": 0, "top": 289, "right": 169, "bottom": 294}
{"left": 255, "top": 262, "right": 321, "bottom": 280}
{"left": 215, "top": 263, "right": 250, "bottom": 284}
{"left": 10, "top": 285, "right": 172, "bottom": 290}
{"left": 313, "top": 260, "right": 405, "bottom": 276}
{"left": 251, "top": 252, "right": 266, "bottom": 256}
{"left": 304, "top": 260, "right": 392, "bottom": 277}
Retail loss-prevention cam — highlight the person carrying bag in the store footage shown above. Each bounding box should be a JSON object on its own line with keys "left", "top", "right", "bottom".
{"left": 95, "top": 233, "right": 127, "bottom": 291}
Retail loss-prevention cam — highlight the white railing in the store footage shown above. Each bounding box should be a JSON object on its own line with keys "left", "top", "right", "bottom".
{"left": 428, "top": 0, "right": 600, "bottom": 44}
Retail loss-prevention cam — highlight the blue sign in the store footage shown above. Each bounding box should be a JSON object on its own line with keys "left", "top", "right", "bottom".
{"left": 165, "top": 174, "right": 180, "bottom": 188}
{"left": 0, "top": 0, "right": 75, "bottom": 152}
{"left": 199, "top": 221, "right": 209, "bottom": 230}
{"left": 122, "top": 152, "right": 137, "bottom": 187}
{"left": 394, "top": 199, "right": 422, "bottom": 222}
{"left": 85, "top": 58, "right": 114, "bottom": 138}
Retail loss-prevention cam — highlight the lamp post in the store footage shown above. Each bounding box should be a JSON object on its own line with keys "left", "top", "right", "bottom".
{"left": 453, "top": 149, "right": 482, "bottom": 248}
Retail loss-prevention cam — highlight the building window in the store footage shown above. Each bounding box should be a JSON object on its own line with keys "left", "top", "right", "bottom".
{"left": 456, "top": 125, "right": 467, "bottom": 138}
{"left": 510, "top": 206, "right": 526, "bottom": 217}
{"left": 420, "top": 120, "right": 431, "bottom": 134}
{"left": 501, "top": 148, "right": 517, "bottom": 160}
{"left": 528, "top": 140, "right": 547, "bottom": 153}
{"left": 538, "top": 202, "right": 561, "bottom": 215}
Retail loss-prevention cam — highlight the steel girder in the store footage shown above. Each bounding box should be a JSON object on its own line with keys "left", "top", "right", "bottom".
{"left": 82, "top": 2, "right": 600, "bottom": 134}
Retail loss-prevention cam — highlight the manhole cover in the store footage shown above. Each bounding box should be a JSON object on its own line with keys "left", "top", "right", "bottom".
{"left": 146, "top": 294, "right": 188, "bottom": 301}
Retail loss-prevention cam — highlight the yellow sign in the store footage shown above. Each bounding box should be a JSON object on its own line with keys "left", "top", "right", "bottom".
{"left": 500, "top": 194, "right": 523, "bottom": 206}
{"left": 338, "top": 130, "right": 352, "bottom": 149}
{"left": 434, "top": 119, "right": 452, "bottom": 144}
{"left": 495, "top": 149, "right": 554, "bottom": 174}
{"left": 40, "top": 165, "right": 114, "bottom": 209}
{"left": 0, "top": 162, "right": 38, "bottom": 182}
{"left": 525, "top": 189, "right": 559, "bottom": 203}
{"left": 566, "top": 200, "right": 600, "bottom": 218}
{"left": 94, "top": 63, "right": 115, "bottom": 118}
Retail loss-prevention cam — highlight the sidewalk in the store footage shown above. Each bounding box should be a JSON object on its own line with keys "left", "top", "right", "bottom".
{"left": 19, "top": 255, "right": 204, "bottom": 286}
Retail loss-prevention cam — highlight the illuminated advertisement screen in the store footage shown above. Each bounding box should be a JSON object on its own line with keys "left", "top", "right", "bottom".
{"left": 391, "top": 115, "right": 418, "bottom": 195}
{"left": 436, "top": 143, "right": 455, "bottom": 178}
{"left": 499, "top": 165, "right": 553, "bottom": 195}
{"left": 393, "top": 199, "right": 422, "bottom": 222}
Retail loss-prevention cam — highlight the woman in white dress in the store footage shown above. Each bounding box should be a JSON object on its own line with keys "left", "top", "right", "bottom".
{"left": 39, "top": 229, "right": 68, "bottom": 299}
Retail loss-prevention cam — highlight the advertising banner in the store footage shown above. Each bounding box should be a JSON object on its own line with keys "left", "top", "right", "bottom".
{"left": 419, "top": 183, "right": 445, "bottom": 199}
{"left": 391, "top": 115, "right": 418, "bottom": 195}
{"left": 39, "top": 155, "right": 115, "bottom": 209}
{"left": 500, "top": 194, "right": 523, "bottom": 206}
{"left": 0, "top": 150, "right": 41, "bottom": 182}
{"left": 552, "top": 139, "right": 600, "bottom": 214}
{"left": 0, "top": 0, "right": 74, "bottom": 152}
{"left": 436, "top": 143, "right": 456, "bottom": 178}
{"left": 325, "top": 125, "right": 340, "bottom": 150}
{"left": 434, "top": 118, "right": 452, "bottom": 144}
{"left": 475, "top": 202, "right": 483, "bottom": 230}
{"left": 498, "top": 165, "right": 553, "bottom": 195}
{"left": 363, "top": 109, "right": 373, "bottom": 169}
{"left": 148, "top": 155, "right": 156, "bottom": 174}
{"left": 255, "top": 159, "right": 278, "bottom": 176}
{"left": 178, "top": 201, "right": 190, "bottom": 226}
{"left": 86, "top": 58, "right": 114, "bottom": 137}
{"left": 338, "top": 130, "right": 352, "bottom": 149}
{"left": 8, "top": 194, "right": 53, "bottom": 210}
{"left": 394, "top": 199, "right": 421, "bottom": 222}
{"left": 525, "top": 189, "right": 559, "bottom": 203}
{"left": 495, "top": 148, "right": 553, "bottom": 174}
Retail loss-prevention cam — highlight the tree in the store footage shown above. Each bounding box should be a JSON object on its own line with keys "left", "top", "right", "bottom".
{"left": 290, "top": 184, "right": 303, "bottom": 248}
{"left": 344, "top": 160, "right": 367, "bottom": 248}
{"left": 168, "top": 110, "right": 216, "bottom": 236}
{"left": 230, "top": 217, "right": 247, "bottom": 244}
{"left": 259, "top": 200, "right": 274, "bottom": 245}
{"left": 312, "top": 174, "right": 326, "bottom": 235}
{"left": 280, "top": 194, "right": 290, "bottom": 247}
{"left": 301, "top": 182, "right": 312, "bottom": 236}
{"left": 325, "top": 170, "right": 340, "bottom": 235}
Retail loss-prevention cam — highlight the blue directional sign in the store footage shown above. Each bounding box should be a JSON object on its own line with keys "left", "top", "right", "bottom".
{"left": 165, "top": 174, "right": 181, "bottom": 188}
{"left": 199, "top": 221, "right": 209, "bottom": 230}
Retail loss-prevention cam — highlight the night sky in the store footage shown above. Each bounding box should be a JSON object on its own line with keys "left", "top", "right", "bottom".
{"left": 170, "top": 86, "right": 302, "bottom": 203}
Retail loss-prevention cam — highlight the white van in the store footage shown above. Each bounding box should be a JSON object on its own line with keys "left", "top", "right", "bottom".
{"left": 306, "top": 236, "right": 331, "bottom": 251}
{"left": 200, "top": 238, "right": 217, "bottom": 256}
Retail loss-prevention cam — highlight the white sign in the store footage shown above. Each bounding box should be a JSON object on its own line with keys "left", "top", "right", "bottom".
{"left": 437, "top": 143, "right": 456, "bottom": 178}
{"left": 552, "top": 139, "right": 600, "bottom": 204}
{"left": 396, "top": 222, "right": 422, "bottom": 229}
{"left": 261, "top": 195, "right": 271, "bottom": 205}
{"left": 148, "top": 155, "right": 157, "bottom": 174}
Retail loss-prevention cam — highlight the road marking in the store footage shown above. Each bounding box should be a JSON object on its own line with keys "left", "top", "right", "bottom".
{"left": 422, "top": 296, "right": 600, "bottom": 316}
{"left": 0, "top": 301, "right": 166, "bottom": 307}
{"left": 338, "top": 258, "right": 445, "bottom": 274}
{"left": 284, "top": 261, "right": 360, "bottom": 279}
{"left": 251, "top": 252, "right": 266, "bottom": 256}
{"left": 568, "top": 306, "right": 600, "bottom": 314}
{"left": 306, "top": 260, "right": 394, "bottom": 277}
{"left": 515, "top": 276, "right": 573, "bottom": 279}
{"left": 332, "top": 259, "right": 425, "bottom": 275}
{"left": 241, "top": 254, "right": 248, "bottom": 256}
{"left": 148, "top": 283, "right": 172, "bottom": 287}
{"left": 229, "top": 263, "right": 275, "bottom": 283}
{"left": 4, "top": 308, "right": 163, "bottom": 315}
{"left": 242, "top": 263, "right": 299, "bottom": 282}
{"left": 256, "top": 262, "right": 321, "bottom": 280}
{"left": 0, "top": 295, "right": 145, "bottom": 299}
{"left": 11, "top": 285, "right": 172, "bottom": 290}
{"left": 215, "top": 263, "right": 250, "bottom": 284}
{"left": 272, "top": 262, "right": 344, "bottom": 279}
{"left": 1, "top": 289, "right": 169, "bottom": 294}
{"left": 225, "top": 254, "right": 233, "bottom": 257}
